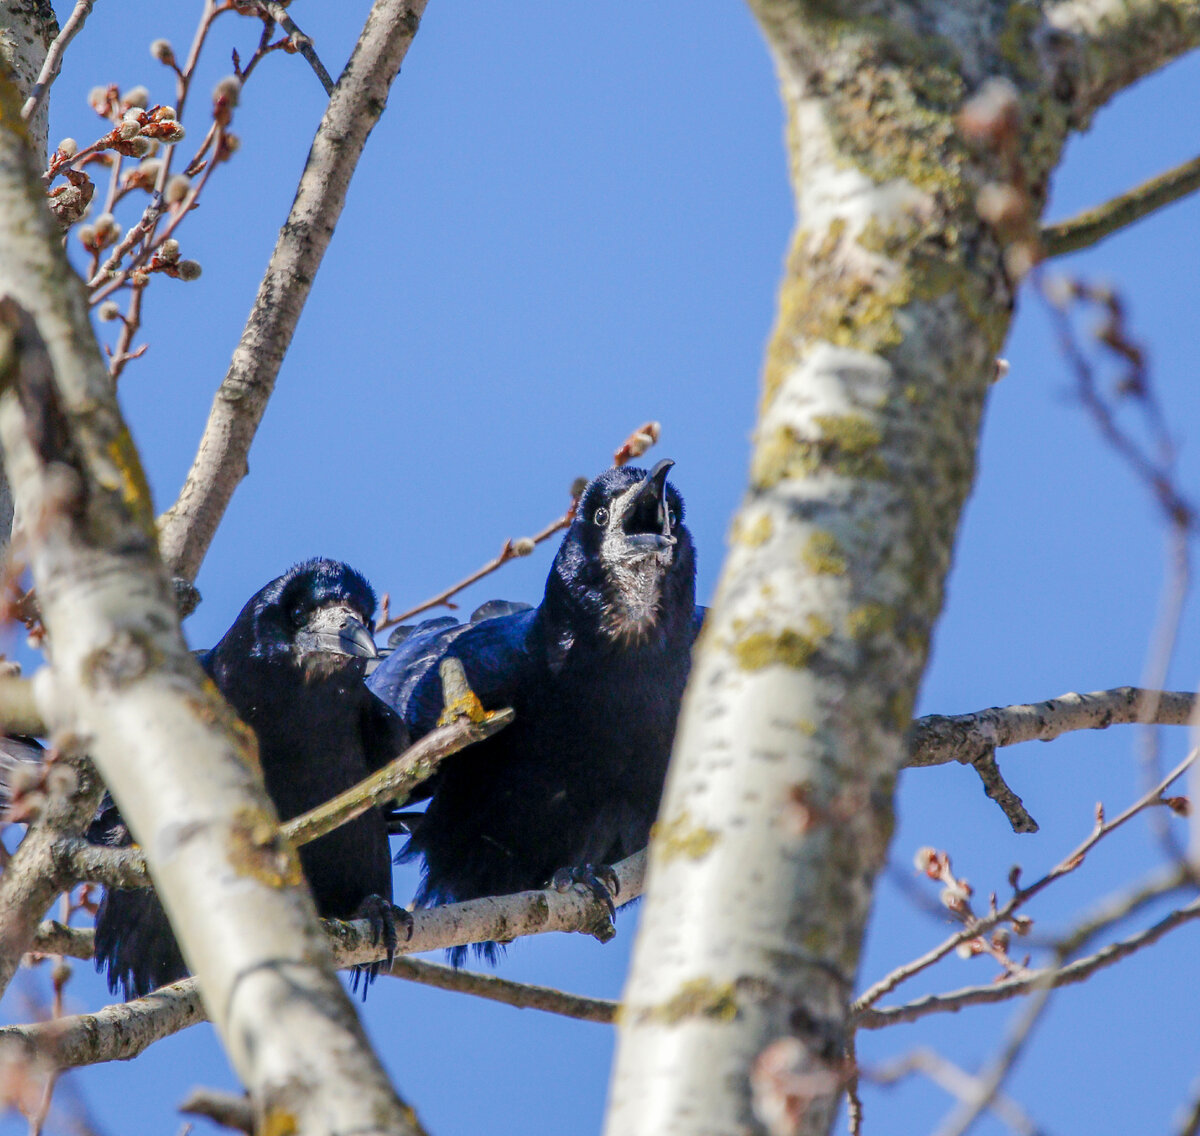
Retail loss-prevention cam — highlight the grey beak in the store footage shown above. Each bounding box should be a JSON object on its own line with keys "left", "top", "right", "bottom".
{"left": 337, "top": 616, "right": 379, "bottom": 659}
{"left": 630, "top": 459, "right": 675, "bottom": 514}
{"left": 297, "top": 610, "right": 379, "bottom": 659}
{"left": 623, "top": 458, "right": 677, "bottom": 552}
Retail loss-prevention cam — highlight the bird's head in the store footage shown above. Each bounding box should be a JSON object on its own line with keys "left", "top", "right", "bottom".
{"left": 240, "top": 559, "right": 379, "bottom": 682}
{"left": 551, "top": 459, "right": 695, "bottom": 645}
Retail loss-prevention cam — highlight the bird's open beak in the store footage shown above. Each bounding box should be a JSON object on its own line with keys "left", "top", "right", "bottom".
{"left": 297, "top": 606, "right": 379, "bottom": 659}
{"left": 623, "top": 458, "right": 676, "bottom": 552}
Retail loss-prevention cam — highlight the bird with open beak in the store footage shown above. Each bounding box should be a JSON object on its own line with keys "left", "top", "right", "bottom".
{"left": 369, "top": 460, "right": 703, "bottom": 964}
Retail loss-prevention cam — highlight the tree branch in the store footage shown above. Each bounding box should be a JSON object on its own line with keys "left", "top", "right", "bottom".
{"left": 157, "top": 0, "right": 429, "bottom": 582}
{"left": 3, "top": 850, "right": 646, "bottom": 1069}
{"left": 384, "top": 956, "right": 618, "bottom": 1024}
{"left": 854, "top": 750, "right": 1195, "bottom": 1014}
{"left": 259, "top": 2, "right": 335, "bottom": 97}
{"left": 0, "top": 674, "right": 46, "bottom": 735}
{"left": 856, "top": 893, "right": 1200, "bottom": 1029}
{"left": 1042, "top": 151, "right": 1200, "bottom": 258}
{"left": 281, "top": 702, "right": 513, "bottom": 847}
{"left": 19, "top": 0, "right": 93, "bottom": 131}
{"left": 1045, "top": 0, "right": 1200, "bottom": 126}
{"left": 0, "top": 69, "right": 416, "bottom": 1132}
{"left": 905, "top": 687, "right": 1195, "bottom": 767}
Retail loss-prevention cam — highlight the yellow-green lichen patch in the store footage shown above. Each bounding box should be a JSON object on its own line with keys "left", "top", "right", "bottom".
{"left": 228, "top": 806, "right": 303, "bottom": 888}
{"left": 105, "top": 427, "right": 156, "bottom": 535}
{"left": 889, "top": 687, "right": 916, "bottom": 731}
{"left": 654, "top": 810, "right": 720, "bottom": 863}
{"left": 260, "top": 1109, "right": 298, "bottom": 1136}
{"left": 733, "top": 621, "right": 827, "bottom": 672}
{"left": 812, "top": 413, "right": 881, "bottom": 455}
{"left": 736, "top": 512, "right": 774, "bottom": 548}
{"left": 802, "top": 530, "right": 847, "bottom": 575}
{"left": 645, "top": 978, "right": 739, "bottom": 1026}
{"left": 846, "top": 602, "right": 895, "bottom": 640}
{"left": 751, "top": 416, "right": 888, "bottom": 490}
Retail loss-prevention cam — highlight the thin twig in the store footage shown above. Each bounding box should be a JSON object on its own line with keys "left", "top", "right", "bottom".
{"left": 376, "top": 419, "right": 660, "bottom": 629}
{"left": 260, "top": 2, "right": 335, "bottom": 95}
{"left": 1041, "top": 151, "right": 1200, "bottom": 258}
{"left": 156, "top": 0, "right": 429, "bottom": 583}
{"left": 854, "top": 749, "right": 1197, "bottom": 1012}
{"left": 385, "top": 955, "right": 618, "bottom": 1023}
{"left": 377, "top": 508, "right": 575, "bottom": 630}
{"left": 856, "top": 893, "right": 1200, "bottom": 1029}
{"left": 866, "top": 1047, "right": 1049, "bottom": 1136}
{"left": 20, "top": 0, "right": 95, "bottom": 127}
{"left": 930, "top": 984, "right": 1054, "bottom": 1136}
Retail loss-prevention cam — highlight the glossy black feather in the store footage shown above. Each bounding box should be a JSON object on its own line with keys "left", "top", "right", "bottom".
{"left": 93, "top": 559, "right": 406, "bottom": 1000}
{"left": 368, "top": 464, "right": 702, "bottom": 964}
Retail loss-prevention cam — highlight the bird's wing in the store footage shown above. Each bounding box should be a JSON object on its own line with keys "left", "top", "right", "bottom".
{"left": 358, "top": 688, "right": 411, "bottom": 775}
{"left": 366, "top": 607, "right": 537, "bottom": 738}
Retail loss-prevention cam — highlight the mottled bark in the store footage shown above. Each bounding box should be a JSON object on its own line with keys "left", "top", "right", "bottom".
{"left": 0, "top": 68, "right": 419, "bottom": 1136}
{"left": 604, "top": 3, "right": 1200, "bottom": 1134}
{"left": 157, "top": 0, "right": 428, "bottom": 583}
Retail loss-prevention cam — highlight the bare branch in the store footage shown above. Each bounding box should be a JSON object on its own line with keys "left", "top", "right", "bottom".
{"left": 3, "top": 850, "right": 647, "bottom": 1069}
{"left": 20, "top": 0, "right": 94, "bottom": 129}
{"left": 0, "top": 72, "right": 416, "bottom": 1129}
{"left": 179, "top": 1088, "right": 254, "bottom": 1135}
{"left": 1042, "top": 151, "right": 1200, "bottom": 258}
{"left": 157, "top": 0, "right": 429, "bottom": 583}
{"left": 385, "top": 956, "right": 618, "bottom": 1024}
{"left": 856, "top": 893, "right": 1200, "bottom": 1029}
{"left": 1045, "top": 0, "right": 1200, "bottom": 125}
{"left": 259, "top": 2, "right": 335, "bottom": 96}
{"left": 931, "top": 986, "right": 1054, "bottom": 1136}
{"left": 969, "top": 750, "right": 1039, "bottom": 834}
{"left": 905, "top": 687, "right": 1195, "bottom": 767}
{"left": 866, "top": 1047, "right": 1049, "bottom": 1136}
{"left": 0, "top": 980, "right": 205, "bottom": 1068}
{"left": 282, "top": 705, "right": 513, "bottom": 847}
{"left": 0, "top": 675, "right": 46, "bottom": 735}
{"left": 855, "top": 750, "right": 1196, "bottom": 1012}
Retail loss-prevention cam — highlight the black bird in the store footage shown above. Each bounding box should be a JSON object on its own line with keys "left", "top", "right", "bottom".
{"left": 93, "top": 559, "right": 408, "bottom": 1000}
{"left": 367, "top": 460, "right": 701, "bottom": 963}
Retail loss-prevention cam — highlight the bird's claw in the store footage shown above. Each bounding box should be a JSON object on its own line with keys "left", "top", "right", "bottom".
{"left": 348, "top": 895, "right": 412, "bottom": 998}
{"left": 551, "top": 863, "right": 619, "bottom": 920}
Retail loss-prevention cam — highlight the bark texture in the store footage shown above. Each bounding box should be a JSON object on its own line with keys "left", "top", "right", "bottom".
{"left": 157, "top": 0, "right": 428, "bottom": 582}
{"left": 603, "top": 3, "right": 1200, "bottom": 1134}
{"left": 0, "top": 69, "right": 420, "bottom": 1136}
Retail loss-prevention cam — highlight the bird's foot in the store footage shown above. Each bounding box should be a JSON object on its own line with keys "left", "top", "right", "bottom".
{"left": 354, "top": 894, "right": 414, "bottom": 967}
{"left": 347, "top": 895, "right": 413, "bottom": 999}
{"left": 551, "top": 863, "right": 620, "bottom": 923}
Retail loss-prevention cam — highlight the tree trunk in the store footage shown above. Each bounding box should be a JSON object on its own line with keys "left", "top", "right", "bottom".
{"left": 604, "top": 2, "right": 1200, "bottom": 1134}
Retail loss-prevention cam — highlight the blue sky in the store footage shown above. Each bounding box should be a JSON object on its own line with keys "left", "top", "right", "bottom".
{"left": 4, "top": 3, "right": 1199, "bottom": 1134}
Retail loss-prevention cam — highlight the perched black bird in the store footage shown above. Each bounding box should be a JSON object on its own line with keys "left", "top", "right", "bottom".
{"left": 93, "top": 559, "right": 407, "bottom": 1000}
{"left": 368, "top": 460, "right": 702, "bottom": 963}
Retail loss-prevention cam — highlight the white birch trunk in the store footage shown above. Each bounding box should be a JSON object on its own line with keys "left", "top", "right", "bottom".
{"left": 604, "top": 2, "right": 1200, "bottom": 1134}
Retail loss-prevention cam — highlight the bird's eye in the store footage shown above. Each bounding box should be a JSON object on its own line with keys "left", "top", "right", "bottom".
{"left": 289, "top": 603, "right": 306, "bottom": 626}
{"left": 593, "top": 507, "right": 609, "bottom": 527}
{"left": 667, "top": 508, "right": 677, "bottom": 528}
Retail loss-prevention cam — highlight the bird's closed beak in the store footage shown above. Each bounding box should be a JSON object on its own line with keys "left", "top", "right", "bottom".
{"left": 297, "top": 605, "right": 379, "bottom": 659}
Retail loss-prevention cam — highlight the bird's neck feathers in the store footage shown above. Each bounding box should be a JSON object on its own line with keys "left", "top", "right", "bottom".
{"left": 540, "top": 527, "right": 696, "bottom": 661}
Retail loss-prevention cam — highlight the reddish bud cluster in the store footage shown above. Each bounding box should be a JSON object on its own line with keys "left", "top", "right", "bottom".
{"left": 613, "top": 420, "right": 662, "bottom": 467}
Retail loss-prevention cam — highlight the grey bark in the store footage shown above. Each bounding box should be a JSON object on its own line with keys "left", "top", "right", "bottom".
{"left": 603, "top": 3, "right": 1200, "bottom": 1134}
{"left": 0, "top": 68, "right": 420, "bottom": 1136}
